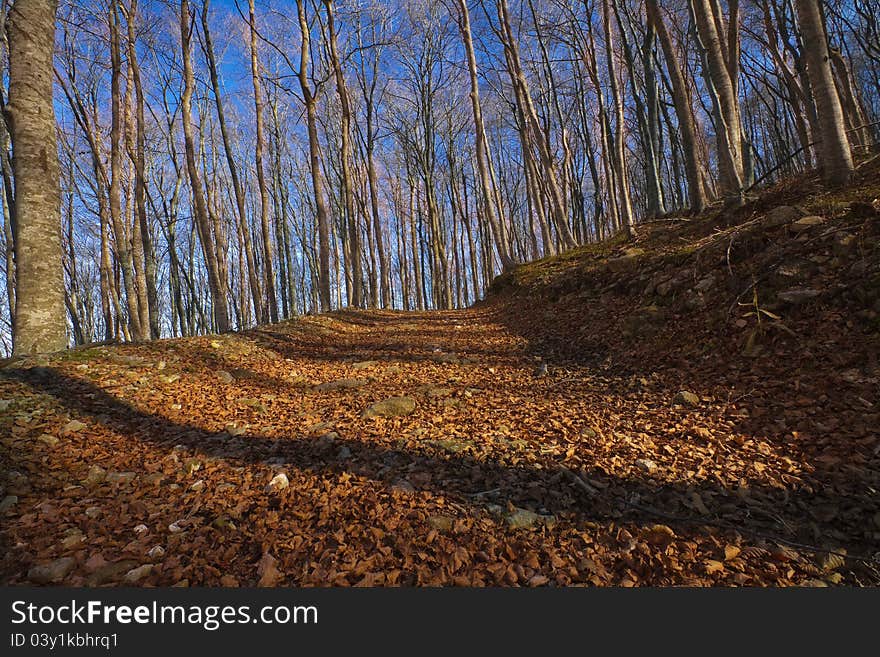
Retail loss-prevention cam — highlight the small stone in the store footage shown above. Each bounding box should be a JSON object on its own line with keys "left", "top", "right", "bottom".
{"left": 0, "top": 399, "right": 12, "bottom": 412}
{"left": 428, "top": 515, "right": 455, "bottom": 532}
{"left": 190, "top": 479, "right": 206, "bottom": 492}
{"left": 217, "top": 371, "right": 234, "bottom": 384}
{"left": 84, "top": 506, "right": 102, "bottom": 519}
{"left": 86, "top": 560, "right": 139, "bottom": 586}
{"left": 607, "top": 254, "right": 640, "bottom": 272}
{"left": 533, "top": 363, "right": 548, "bottom": 378}
{"left": 674, "top": 391, "right": 700, "bottom": 406}
{"left": 83, "top": 465, "right": 107, "bottom": 485}
{"left": 62, "top": 420, "right": 87, "bottom": 434}
{"left": 425, "top": 386, "right": 454, "bottom": 398}
{"left": 315, "top": 378, "right": 368, "bottom": 392}
{"left": 28, "top": 557, "right": 76, "bottom": 584}
{"left": 266, "top": 473, "right": 289, "bottom": 492}
{"left": 147, "top": 546, "right": 165, "bottom": 559}
{"left": 338, "top": 446, "right": 352, "bottom": 459}
{"left": 762, "top": 205, "right": 803, "bottom": 228}
{"left": 168, "top": 521, "right": 186, "bottom": 533}
{"left": 363, "top": 396, "right": 417, "bottom": 418}
{"left": 37, "top": 433, "right": 59, "bottom": 447}
{"left": 159, "top": 374, "right": 180, "bottom": 384}
{"left": 183, "top": 458, "right": 202, "bottom": 475}
{"left": 635, "top": 459, "right": 658, "bottom": 474}
{"left": 133, "top": 524, "right": 149, "bottom": 535}
{"left": 123, "top": 564, "right": 153, "bottom": 584}
{"left": 106, "top": 471, "right": 137, "bottom": 485}
{"left": 777, "top": 287, "right": 821, "bottom": 305}
{"left": 61, "top": 529, "right": 85, "bottom": 549}
{"left": 351, "top": 360, "right": 378, "bottom": 370}
{"left": 0, "top": 495, "right": 19, "bottom": 513}
{"left": 505, "top": 507, "right": 554, "bottom": 530}
{"left": 790, "top": 215, "right": 826, "bottom": 233}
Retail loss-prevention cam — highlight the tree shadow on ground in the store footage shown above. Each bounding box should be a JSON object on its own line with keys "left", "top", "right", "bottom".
{"left": 3, "top": 366, "right": 877, "bottom": 567}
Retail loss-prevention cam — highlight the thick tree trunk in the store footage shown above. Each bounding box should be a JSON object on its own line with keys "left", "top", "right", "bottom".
{"left": 794, "top": 0, "right": 853, "bottom": 185}
{"left": 8, "top": 0, "right": 67, "bottom": 355}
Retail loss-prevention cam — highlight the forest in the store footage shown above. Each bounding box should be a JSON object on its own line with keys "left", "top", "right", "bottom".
{"left": 0, "top": 0, "right": 879, "bottom": 589}
{"left": 1, "top": 0, "right": 878, "bottom": 353}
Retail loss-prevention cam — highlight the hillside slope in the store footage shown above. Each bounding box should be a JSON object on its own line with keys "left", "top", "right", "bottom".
{"left": 1, "top": 164, "right": 878, "bottom": 587}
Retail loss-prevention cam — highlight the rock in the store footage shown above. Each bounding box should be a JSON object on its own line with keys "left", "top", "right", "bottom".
{"left": 694, "top": 275, "right": 716, "bottom": 293}
{"left": 133, "top": 524, "right": 149, "bottom": 535}
{"left": 0, "top": 399, "right": 12, "bottom": 412}
{"left": 777, "top": 287, "right": 821, "bottom": 304}
{"left": 315, "top": 378, "right": 368, "bottom": 392}
{"left": 123, "top": 564, "right": 153, "bottom": 584}
{"left": 84, "top": 506, "right": 102, "bottom": 519}
{"left": 363, "top": 396, "right": 417, "bottom": 418}
{"left": 428, "top": 515, "right": 455, "bottom": 531}
{"left": 504, "top": 507, "right": 555, "bottom": 530}
{"left": 217, "top": 370, "right": 234, "bottom": 384}
{"left": 674, "top": 390, "right": 700, "bottom": 406}
{"left": 106, "top": 471, "right": 136, "bottom": 485}
{"left": 86, "top": 560, "right": 139, "bottom": 586}
{"left": 62, "top": 420, "right": 87, "bottom": 434}
{"left": 168, "top": 521, "right": 186, "bottom": 533}
{"left": 762, "top": 205, "right": 803, "bottom": 228}
{"left": 635, "top": 459, "right": 658, "bottom": 474}
{"left": 83, "top": 465, "right": 107, "bottom": 485}
{"left": 533, "top": 363, "right": 548, "bottom": 378}
{"left": 790, "top": 215, "right": 826, "bottom": 233}
{"left": 351, "top": 360, "right": 378, "bottom": 370}
{"left": 608, "top": 253, "right": 641, "bottom": 273}
{"left": 37, "top": 433, "right": 59, "bottom": 447}
{"left": 61, "top": 529, "right": 85, "bottom": 549}
{"left": 28, "top": 557, "right": 76, "bottom": 584}
{"left": 424, "top": 386, "right": 455, "bottom": 398}
{"left": 190, "top": 479, "right": 206, "bottom": 492}
{"left": 159, "top": 373, "right": 180, "bottom": 384}
{"left": 391, "top": 479, "right": 415, "bottom": 493}
{"left": 266, "top": 473, "right": 289, "bottom": 492}
{"left": 147, "top": 546, "right": 165, "bottom": 559}
{"left": 0, "top": 495, "right": 19, "bottom": 513}
{"left": 337, "top": 446, "right": 352, "bottom": 459}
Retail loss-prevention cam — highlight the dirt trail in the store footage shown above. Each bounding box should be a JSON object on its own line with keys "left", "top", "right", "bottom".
{"left": 0, "top": 306, "right": 877, "bottom": 586}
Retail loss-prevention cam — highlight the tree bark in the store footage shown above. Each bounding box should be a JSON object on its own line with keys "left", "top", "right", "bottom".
{"left": 8, "top": 0, "right": 67, "bottom": 354}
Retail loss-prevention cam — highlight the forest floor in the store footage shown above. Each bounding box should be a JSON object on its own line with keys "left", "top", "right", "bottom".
{"left": 2, "top": 164, "right": 880, "bottom": 586}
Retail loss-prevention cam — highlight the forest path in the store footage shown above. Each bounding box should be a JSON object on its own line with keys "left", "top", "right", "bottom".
{"left": 0, "top": 306, "right": 876, "bottom": 586}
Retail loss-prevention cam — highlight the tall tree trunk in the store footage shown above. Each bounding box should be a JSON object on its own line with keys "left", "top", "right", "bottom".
{"left": 326, "top": 0, "right": 363, "bottom": 308}
{"left": 179, "top": 0, "right": 229, "bottom": 332}
{"left": 456, "top": 0, "right": 515, "bottom": 270}
{"left": 296, "top": 0, "right": 332, "bottom": 311}
{"left": 201, "top": 0, "right": 263, "bottom": 324}
{"left": 124, "top": 0, "right": 159, "bottom": 339}
{"left": 794, "top": 0, "right": 853, "bottom": 185}
{"left": 248, "top": 0, "right": 278, "bottom": 323}
{"left": 691, "top": 0, "right": 745, "bottom": 202}
{"left": 8, "top": 0, "right": 67, "bottom": 354}
{"left": 647, "top": 0, "right": 707, "bottom": 213}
